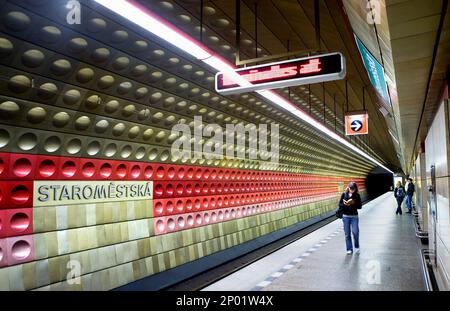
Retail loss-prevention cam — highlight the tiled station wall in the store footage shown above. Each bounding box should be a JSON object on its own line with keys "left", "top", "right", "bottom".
{"left": 0, "top": 0, "right": 371, "bottom": 290}
{"left": 0, "top": 153, "right": 366, "bottom": 290}
{"left": 423, "top": 100, "right": 450, "bottom": 291}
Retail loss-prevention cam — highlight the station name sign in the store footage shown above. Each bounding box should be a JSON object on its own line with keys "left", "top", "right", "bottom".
{"left": 215, "top": 52, "right": 346, "bottom": 95}
{"left": 34, "top": 181, "right": 153, "bottom": 206}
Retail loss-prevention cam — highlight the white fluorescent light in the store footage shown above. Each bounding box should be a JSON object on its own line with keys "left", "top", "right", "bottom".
{"left": 95, "top": 0, "right": 393, "bottom": 174}
{"left": 256, "top": 90, "right": 297, "bottom": 112}
{"left": 94, "top": 0, "right": 211, "bottom": 60}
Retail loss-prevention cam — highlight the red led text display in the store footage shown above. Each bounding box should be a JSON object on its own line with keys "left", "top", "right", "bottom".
{"left": 216, "top": 53, "right": 346, "bottom": 95}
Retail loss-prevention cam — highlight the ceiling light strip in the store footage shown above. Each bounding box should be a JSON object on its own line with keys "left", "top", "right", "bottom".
{"left": 94, "top": 0, "right": 393, "bottom": 174}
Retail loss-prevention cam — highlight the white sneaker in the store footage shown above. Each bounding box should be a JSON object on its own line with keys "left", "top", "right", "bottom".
{"left": 355, "top": 248, "right": 360, "bottom": 254}
{"left": 346, "top": 250, "right": 352, "bottom": 255}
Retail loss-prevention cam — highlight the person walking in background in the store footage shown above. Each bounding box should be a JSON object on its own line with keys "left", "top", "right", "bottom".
{"left": 394, "top": 181, "right": 405, "bottom": 215}
{"left": 338, "top": 182, "right": 362, "bottom": 255}
{"left": 405, "top": 178, "right": 415, "bottom": 214}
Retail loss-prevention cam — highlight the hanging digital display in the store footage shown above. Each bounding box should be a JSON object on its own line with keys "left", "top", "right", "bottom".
{"left": 215, "top": 52, "right": 346, "bottom": 95}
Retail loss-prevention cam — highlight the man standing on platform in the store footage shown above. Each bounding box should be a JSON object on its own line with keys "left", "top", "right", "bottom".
{"left": 405, "top": 178, "right": 415, "bottom": 214}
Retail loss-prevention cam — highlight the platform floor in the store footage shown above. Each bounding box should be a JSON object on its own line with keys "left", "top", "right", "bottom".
{"left": 203, "top": 192, "right": 426, "bottom": 291}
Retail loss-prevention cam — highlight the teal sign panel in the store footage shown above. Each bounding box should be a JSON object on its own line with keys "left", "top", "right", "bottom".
{"left": 354, "top": 34, "right": 390, "bottom": 106}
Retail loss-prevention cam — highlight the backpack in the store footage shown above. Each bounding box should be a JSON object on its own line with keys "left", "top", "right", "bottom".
{"left": 397, "top": 187, "right": 405, "bottom": 197}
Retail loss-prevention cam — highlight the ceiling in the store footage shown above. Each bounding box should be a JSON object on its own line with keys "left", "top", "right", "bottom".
{"left": 344, "top": 0, "right": 450, "bottom": 174}
{"left": 147, "top": 0, "right": 402, "bottom": 171}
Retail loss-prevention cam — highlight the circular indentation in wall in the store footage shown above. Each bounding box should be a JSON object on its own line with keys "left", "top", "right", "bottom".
{"left": 63, "top": 89, "right": 81, "bottom": 105}
{"left": 112, "top": 123, "right": 126, "bottom": 136}
{"left": 74, "top": 116, "right": 91, "bottom": 130}
{"left": 135, "top": 147, "right": 145, "bottom": 159}
{"left": 11, "top": 185, "right": 30, "bottom": 204}
{"left": 212, "top": 18, "right": 230, "bottom": 27}
{"left": 87, "top": 18, "right": 106, "bottom": 33}
{"left": 163, "top": 97, "right": 175, "bottom": 108}
{"left": 143, "top": 129, "right": 153, "bottom": 141}
{"left": 207, "top": 36, "right": 220, "bottom": 44}
{"left": 68, "top": 37, "right": 88, "bottom": 53}
{"left": 202, "top": 6, "right": 216, "bottom": 16}
{"left": 82, "top": 161, "right": 95, "bottom": 177}
{"left": 11, "top": 240, "right": 31, "bottom": 260}
{"left": 177, "top": 15, "right": 191, "bottom": 24}
{"left": 131, "top": 40, "right": 148, "bottom": 52}
{"left": 38, "top": 159, "right": 56, "bottom": 177}
{"left": 117, "top": 81, "right": 132, "bottom": 95}
{"left": 87, "top": 140, "right": 101, "bottom": 156}
{"left": 99, "top": 163, "right": 112, "bottom": 177}
{"left": 94, "top": 120, "right": 109, "bottom": 134}
{"left": 85, "top": 95, "right": 101, "bottom": 109}
{"left": 150, "top": 92, "right": 162, "bottom": 103}
{"left": 18, "top": 132, "right": 37, "bottom": 151}
{"left": 51, "top": 59, "right": 72, "bottom": 76}
{"left": 151, "top": 112, "right": 164, "bottom": 123}
{"left": 44, "top": 136, "right": 61, "bottom": 153}
{"left": 141, "top": 165, "right": 152, "bottom": 179}
{"left": 0, "top": 101, "right": 19, "bottom": 118}
{"left": 151, "top": 49, "right": 165, "bottom": 59}
{"left": 105, "top": 100, "right": 119, "bottom": 113}
{"left": 61, "top": 160, "right": 76, "bottom": 177}
{"left": 134, "top": 87, "right": 148, "bottom": 99}
{"left": 76, "top": 68, "right": 94, "bottom": 83}
{"left": 155, "top": 202, "right": 163, "bottom": 215}
{"left": 98, "top": 75, "right": 115, "bottom": 89}
{"left": 131, "top": 165, "right": 140, "bottom": 178}
{"left": 159, "top": 150, "right": 170, "bottom": 162}
{"left": 66, "top": 138, "right": 82, "bottom": 154}
{"left": 38, "top": 83, "right": 58, "bottom": 99}
{"left": 177, "top": 216, "right": 185, "bottom": 228}
{"left": 163, "top": 78, "right": 177, "bottom": 88}
{"left": 21, "top": 49, "right": 45, "bottom": 68}
{"left": 4, "top": 11, "right": 31, "bottom": 31}
{"left": 91, "top": 47, "right": 110, "bottom": 62}
{"left": 148, "top": 148, "right": 158, "bottom": 160}
{"left": 120, "top": 145, "right": 132, "bottom": 158}
{"left": 0, "top": 37, "right": 13, "bottom": 58}
{"left": 12, "top": 158, "right": 32, "bottom": 178}
{"left": 52, "top": 111, "right": 70, "bottom": 128}
{"left": 40, "top": 25, "right": 61, "bottom": 43}
{"left": 104, "top": 143, "right": 117, "bottom": 157}
{"left": 156, "top": 219, "right": 165, "bottom": 233}
{"left": 10, "top": 213, "right": 30, "bottom": 232}
{"left": 26, "top": 107, "right": 47, "bottom": 124}
{"left": 112, "top": 56, "right": 130, "bottom": 70}
{"left": 128, "top": 126, "right": 140, "bottom": 139}
{"left": 122, "top": 104, "right": 136, "bottom": 117}
{"left": 168, "top": 57, "right": 180, "bottom": 66}
{"left": 110, "top": 30, "right": 128, "bottom": 43}
{"left": 155, "top": 131, "right": 166, "bottom": 143}
{"left": 167, "top": 218, "right": 175, "bottom": 231}
{"left": 116, "top": 164, "right": 127, "bottom": 177}
{"left": 132, "top": 64, "right": 147, "bottom": 76}
{"left": 8, "top": 75, "right": 31, "bottom": 93}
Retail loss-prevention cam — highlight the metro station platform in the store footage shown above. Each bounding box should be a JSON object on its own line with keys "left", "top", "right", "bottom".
{"left": 204, "top": 192, "right": 426, "bottom": 291}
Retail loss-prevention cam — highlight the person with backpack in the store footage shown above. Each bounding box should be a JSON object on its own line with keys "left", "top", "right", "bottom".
{"left": 394, "top": 181, "right": 405, "bottom": 215}
{"left": 338, "top": 182, "right": 362, "bottom": 254}
{"left": 405, "top": 178, "right": 415, "bottom": 214}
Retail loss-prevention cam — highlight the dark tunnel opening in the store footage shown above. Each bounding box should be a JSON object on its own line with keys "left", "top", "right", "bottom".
{"left": 365, "top": 167, "right": 394, "bottom": 200}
